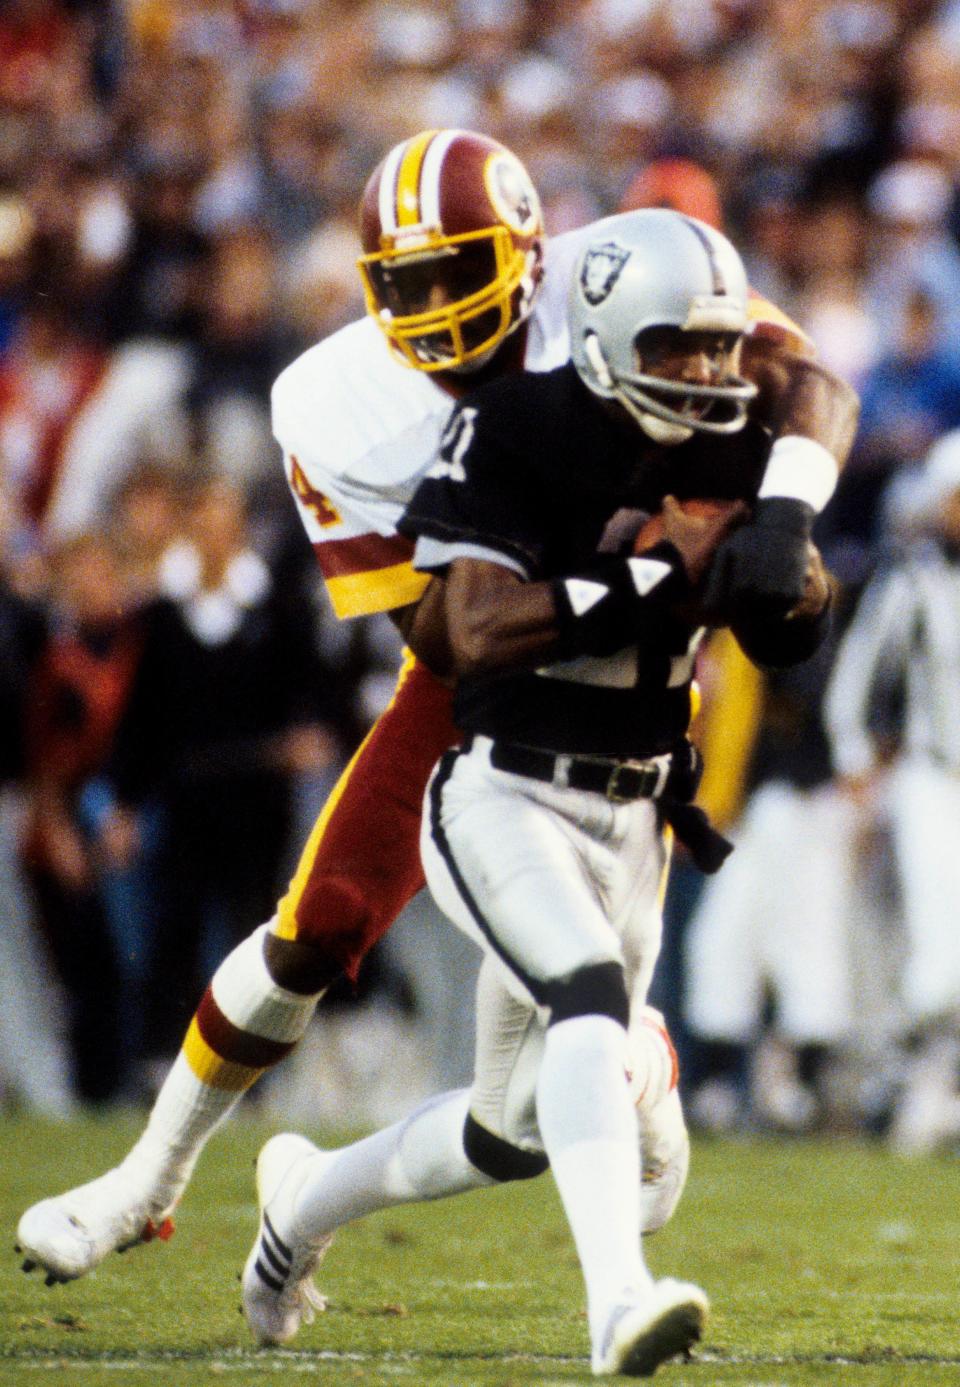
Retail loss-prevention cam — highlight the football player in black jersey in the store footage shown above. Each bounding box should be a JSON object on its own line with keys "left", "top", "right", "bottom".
{"left": 395, "top": 210, "right": 833, "bottom": 1374}
{"left": 226, "top": 210, "right": 838, "bottom": 1379}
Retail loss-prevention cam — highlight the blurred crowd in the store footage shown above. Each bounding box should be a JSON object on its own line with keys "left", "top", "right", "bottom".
{"left": 5, "top": 0, "right": 960, "bottom": 1147}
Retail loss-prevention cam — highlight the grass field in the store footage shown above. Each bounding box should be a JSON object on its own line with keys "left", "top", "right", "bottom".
{"left": 2, "top": 1112, "right": 960, "bottom": 1386}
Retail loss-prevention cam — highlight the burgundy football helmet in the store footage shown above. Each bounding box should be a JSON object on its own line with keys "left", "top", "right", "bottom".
{"left": 357, "top": 128, "right": 544, "bottom": 372}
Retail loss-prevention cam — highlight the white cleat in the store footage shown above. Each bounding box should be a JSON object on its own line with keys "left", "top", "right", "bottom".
{"left": 592, "top": 1278, "right": 709, "bottom": 1377}
{"left": 241, "top": 1133, "right": 334, "bottom": 1346}
{"left": 16, "top": 1169, "right": 175, "bottom": 1285}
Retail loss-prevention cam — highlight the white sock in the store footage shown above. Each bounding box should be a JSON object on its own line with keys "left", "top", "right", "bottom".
{"left": 536, "top": 1014, "right": 651, "bottom": 1342}
{"left": 292, "top": 1089, "right": 494, "bottom": 1242}
{"left": 119, "top": 1056, "right": 237, "bottom": 1214}
{"left": 120, "top": 923, "right": 322, "bottom": 1214}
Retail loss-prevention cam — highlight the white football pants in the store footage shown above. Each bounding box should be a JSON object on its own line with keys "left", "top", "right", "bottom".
{"left": 887, "top": 757, "right": 960, "bottom": 1024}
{"left": 420, "top": 736, "right": 669, "bottom": 1152}
{"left": 684, "top": 780, "right": 859, "bottom": 1046}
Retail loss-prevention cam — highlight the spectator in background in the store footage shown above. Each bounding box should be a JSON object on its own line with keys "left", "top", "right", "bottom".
{"left": 0, "top": 500, "right": 45, "bottom": 791}
{"left": 0, "top": 192, "right": 36, "bottom": 352}
{"left": 794, "top": 194, "right": 880, "bottom": 390}
{"left": 98, "top": 475, "right": 341, "bottom": 1076}
{"left": 75, "top": 463, "right": 188, "bottom": 1090}
{"left": 683, "top": 605, "right": 867, "bottom": 1136}
{"left": 111, "top": 157, "right": 210, "bottom": 346}
{"left": 257, "top": 106, "right": 353, "bottom": 248}
{"left": 278, "top": 216, "right": 365, "bottom": 347}
{"left": 732, "top": 167, "right": 806, "bottom": 319}
{"left": 827, "top": 288, "right": 960, "bottom": 557}
{"left": 20, "top": 529, "right": 140, "bottom": 1104}
{"left": 591, "top": 69, "right": 676, "bottom": 210}
{"left": 825, "top": 429, "right": 960, "bottom": 1155}
{"left": 0, "top": 494, "right": 75, "bottom": 1116}
{"left": 620, "top": 157, "right": 723, "bottom": 227}
{"left": 184, "top": 223, "right": 297, "bottom": 489}
{"left": 106, "top": 461, "right": 185, "bottom": 610}
{"left": 0, "top": 295, "right": 108, "bottom": 539}
{"left": 865, "top": 159, "right": 960, "bottom": 350}
{"left": 0, "top": 265, "right": 190, "bottom": 554}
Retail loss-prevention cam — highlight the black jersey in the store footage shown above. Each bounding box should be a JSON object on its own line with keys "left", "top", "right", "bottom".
{"left": 400, "top": 362, "right": 774, "bottom": 757}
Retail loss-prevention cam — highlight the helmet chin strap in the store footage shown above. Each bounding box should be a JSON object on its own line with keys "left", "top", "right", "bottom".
{"left": 613, "top": 384, "right": 694, "bottom": 445}
{"left": 637, "top": 412, "right": 694, "bottom": 446}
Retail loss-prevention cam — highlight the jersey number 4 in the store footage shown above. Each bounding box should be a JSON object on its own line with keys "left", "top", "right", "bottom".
{"left": 288, "top": 455, "right": 342, "bottom": 528}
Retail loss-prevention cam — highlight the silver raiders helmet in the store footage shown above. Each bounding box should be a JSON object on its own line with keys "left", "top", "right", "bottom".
{"left": 569, "top": 208, "right": 757, "bottom": 444}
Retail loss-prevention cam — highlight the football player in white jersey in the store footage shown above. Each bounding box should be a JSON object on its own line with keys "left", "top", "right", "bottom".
{"left": 17, "top": 130, "right": 857, "bottom": 1290}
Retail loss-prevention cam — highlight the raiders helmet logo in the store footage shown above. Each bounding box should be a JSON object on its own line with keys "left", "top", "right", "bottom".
{"left": 580, "top": 242, "right": 631, "bottom": 305}
{"left": 486, "top": 152, "right": 541, "bottom": 236}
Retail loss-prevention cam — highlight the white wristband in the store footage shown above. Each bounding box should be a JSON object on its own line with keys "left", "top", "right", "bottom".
{"left": 757, "top": 435, "right": 838, "bottom": 513}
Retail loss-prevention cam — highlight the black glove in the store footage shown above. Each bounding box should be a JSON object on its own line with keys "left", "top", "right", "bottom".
{"left": 701, "top": 496, "right": 814, "bottom": 621}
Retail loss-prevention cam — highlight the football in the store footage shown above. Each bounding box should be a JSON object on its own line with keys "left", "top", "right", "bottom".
{"left": 633, "top": 497, "right": 749, "bottom": 553}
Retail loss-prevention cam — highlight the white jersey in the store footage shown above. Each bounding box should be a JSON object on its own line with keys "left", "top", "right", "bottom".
{"left": 824, "top": 543, "right": 960, "bottom": 778}
{"left": 271, "top": 225, "right": 590, "bottom": 619}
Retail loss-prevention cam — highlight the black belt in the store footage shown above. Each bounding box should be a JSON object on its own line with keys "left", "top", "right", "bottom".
{"left": 477, "top": 736, "right": 733, "bottom": 872}
{"left": 486, "top": 740, "right": 668, "bottom": 802}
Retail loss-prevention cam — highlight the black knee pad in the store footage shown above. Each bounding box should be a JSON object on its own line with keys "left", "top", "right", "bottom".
{"left": 263, "top": 933, "right": 344, "bottom": 995}
{"left": 542, "top": 960, "right": 629, "bottom": 1029}
{"left": 463, "top": 1113, "right": 549, "bottom": 1183}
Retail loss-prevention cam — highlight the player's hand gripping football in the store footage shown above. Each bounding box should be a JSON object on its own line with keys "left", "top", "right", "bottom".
{"left": 652, "top": 495, "right": 751, "bottom": 588}
{"left": 634, "top": 496, "right": 751, "bottom": 626}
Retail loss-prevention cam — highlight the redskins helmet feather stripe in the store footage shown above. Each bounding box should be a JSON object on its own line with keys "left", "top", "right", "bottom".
{"left": 358, "top": 129, "right": 544, "bottom": 373}
{"left": 377, "top": 128, "right": 463, "bottom": 234}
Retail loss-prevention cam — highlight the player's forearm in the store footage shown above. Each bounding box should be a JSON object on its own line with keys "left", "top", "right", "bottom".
{"left": 774, "top": 356, "right": 860, "bottom": 466}
{"left": 702, "top": 348, "right": 858, "bottom": 618}
{"left": 742, "top": 340, "right": 859, "bottom": 543}
{"left": 390, "top": 583, "right": 456, "bottom": 682}
{"left": 442, "top": 559, "right": 561, "bottom": 677}
{"left": 417, "top": 536, "right": 709, "bottom": 679}
{"left": 444, "top": 542, "right": 702, "bottom": 675}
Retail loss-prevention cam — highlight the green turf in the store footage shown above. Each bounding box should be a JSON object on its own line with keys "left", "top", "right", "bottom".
{"left": 2, "top": 1111, "right": 960, "bottom": 1385}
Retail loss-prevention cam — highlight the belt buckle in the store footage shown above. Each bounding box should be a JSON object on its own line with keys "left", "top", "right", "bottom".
{"left": 606, "top": 760, "right": 656, "bottom": 802}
